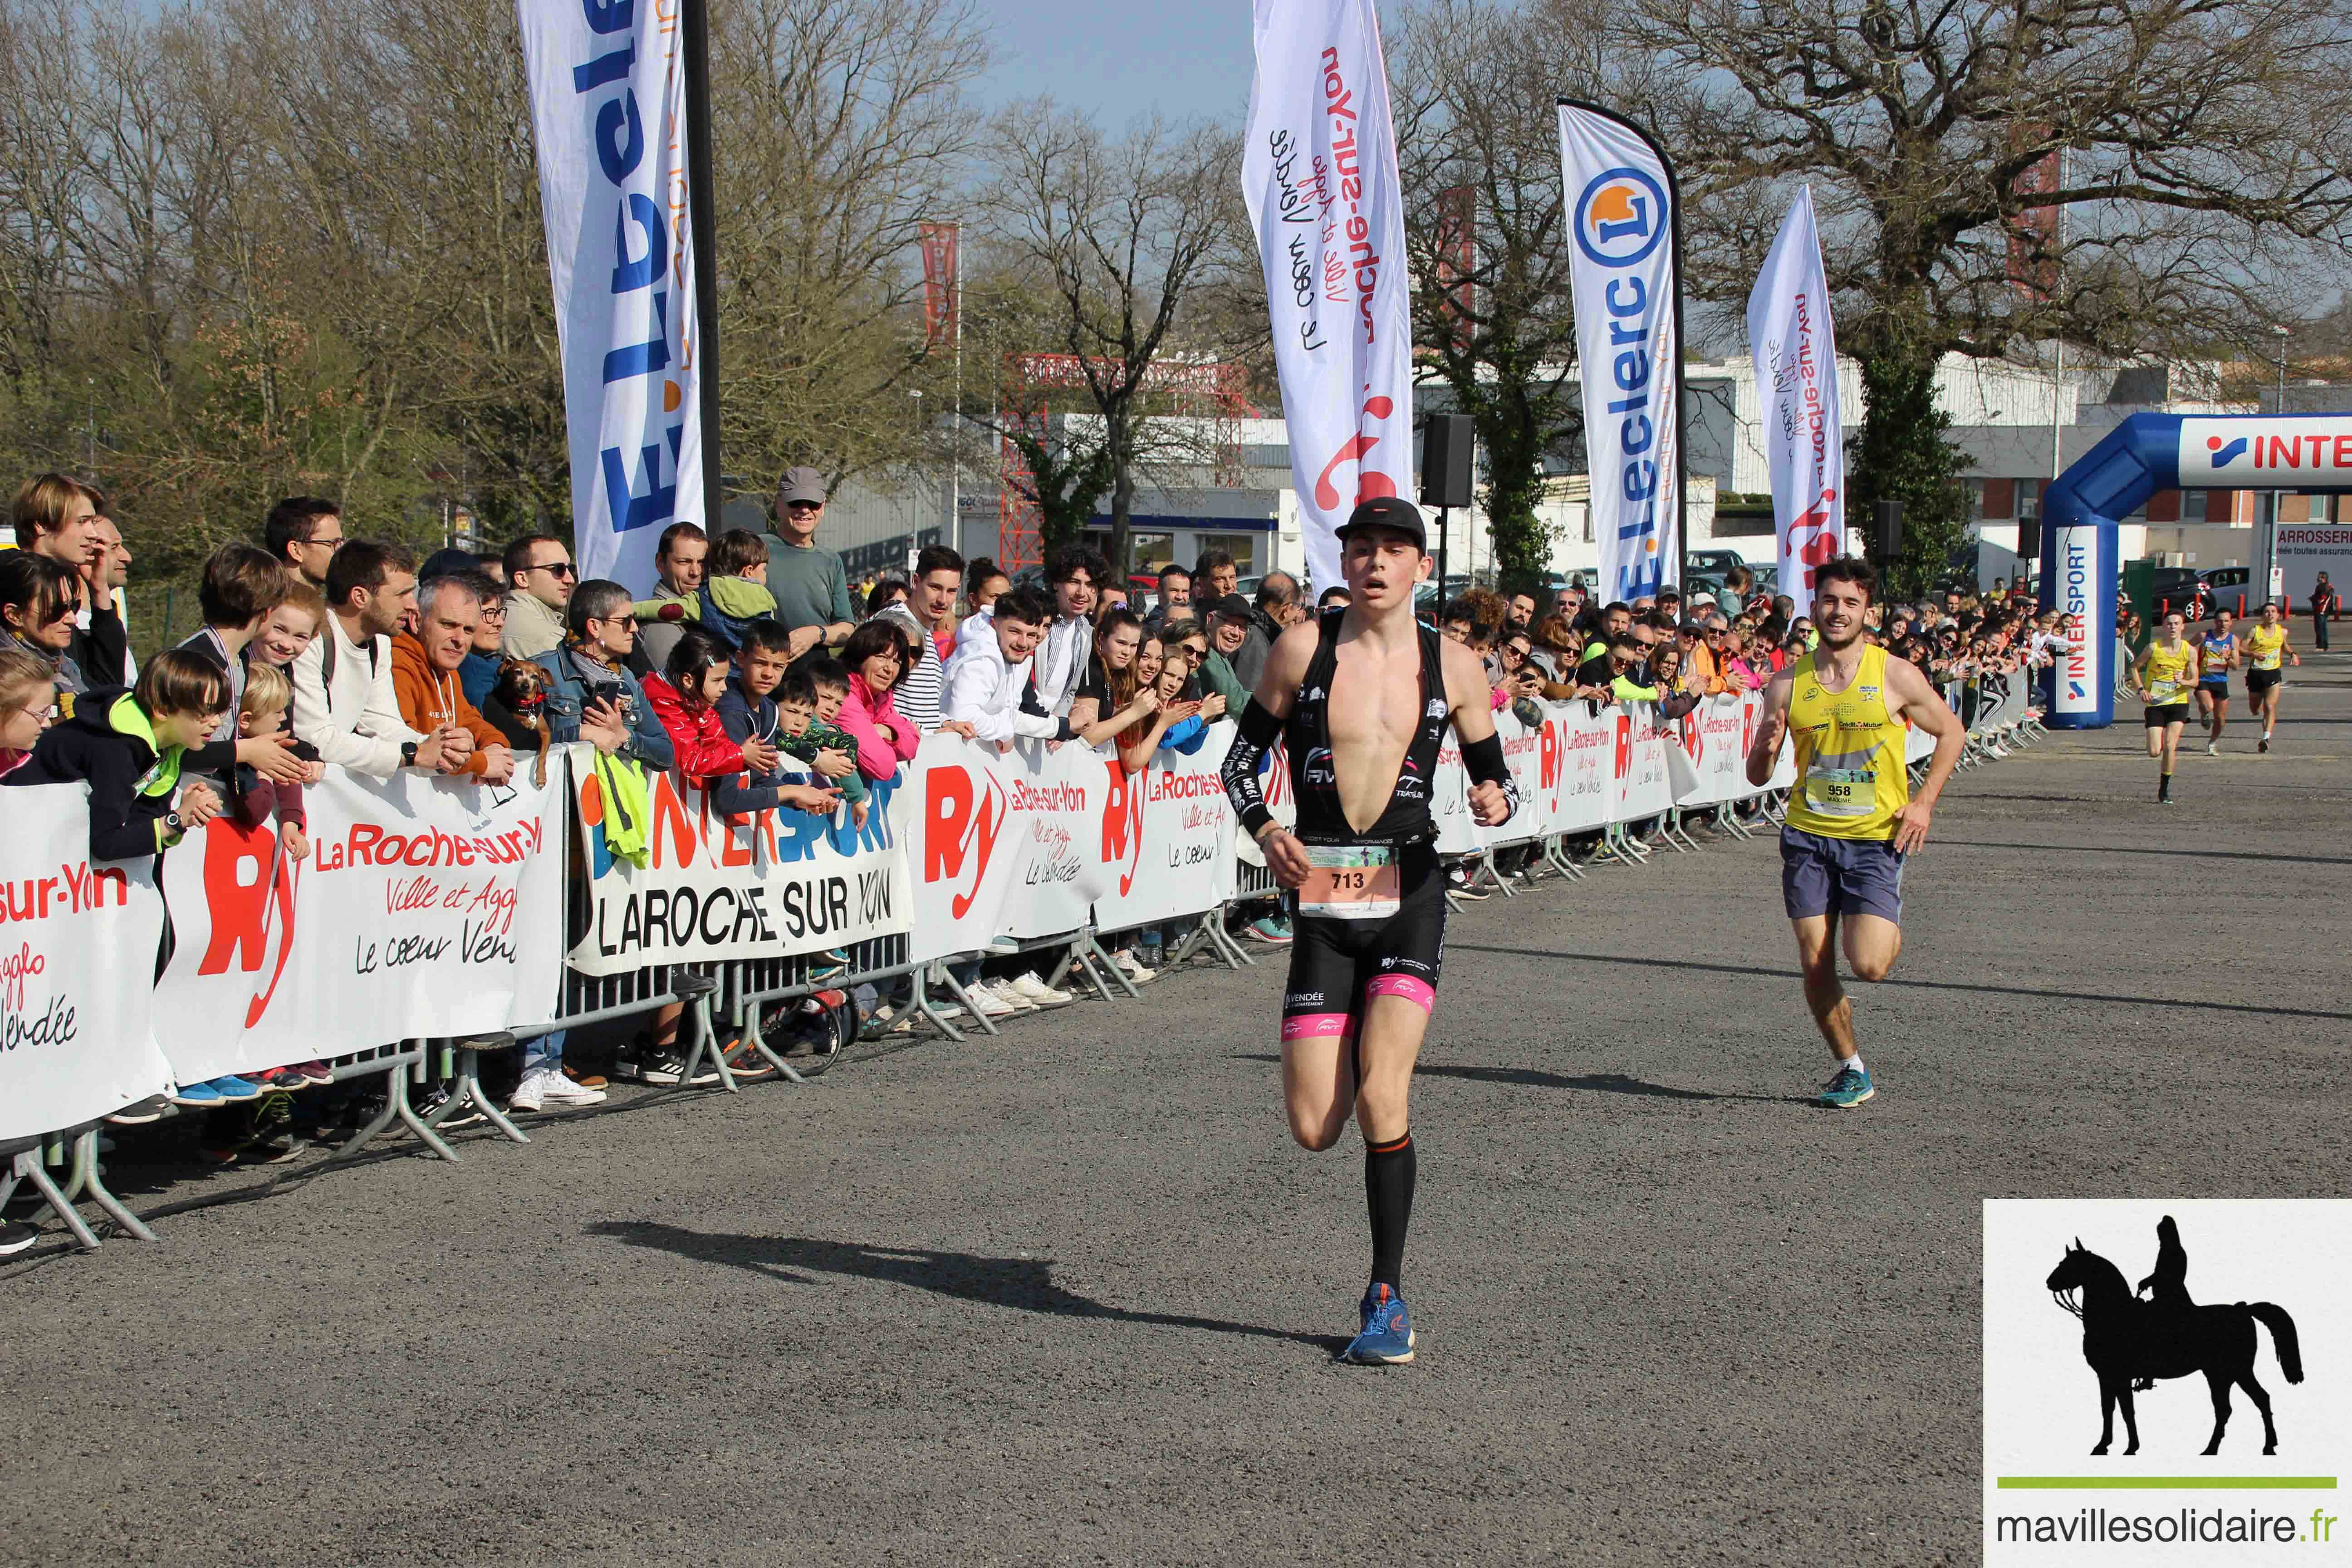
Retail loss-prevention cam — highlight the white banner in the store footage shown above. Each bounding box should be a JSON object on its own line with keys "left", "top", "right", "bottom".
{"left": 1747, "top": 186, "right": 1844, "bottom": 603}
{"left": 905, "top": 736, "right": 1114, "bottom": 965}
{"left": 1243, "top": 0, "right": 1414, "bottom": 594}
{"left": 1672, "top": 693, "right": 1754, "bottom": 809}
{"left": 1091, "top": 730, "right": 1241, "bottom": 929}
{"left": 567, "top": 757, "right": 911, "bottom": 977}
{"left": 0, "top": 787, "right": 171, "bottom": 1139}
{"left": 518, "top": 0, "right": 705, "bottom": 593}
{"left": 1560, "top": 103, "right": 1682, "bottom": 602}
{"left": 152, "top": 765, "right": 569, "bottom": 1083}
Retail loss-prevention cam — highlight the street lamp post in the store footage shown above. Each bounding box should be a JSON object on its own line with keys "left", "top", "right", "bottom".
{"left": 2263, "top": 323, "right": 2290, "bottom": 605}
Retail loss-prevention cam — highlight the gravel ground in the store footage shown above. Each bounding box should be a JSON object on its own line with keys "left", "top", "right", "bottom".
{"left": 6, "top": 654, "right": 2347, "bottom": 1567}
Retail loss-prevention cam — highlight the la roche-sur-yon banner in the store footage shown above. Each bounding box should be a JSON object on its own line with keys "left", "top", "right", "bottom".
{"left": 517, "top": 0, "right": 706, "bottom": 593}
{"left": 1559, "top": 102, "right": 1685, "bottom": 601}
{"left": 152, "top": 765, "right": 570, "bottom": 1085}
{"left": 1746, "top": 184, "right": 1845, "bottom": 603}
{"left": 1242, "top": 0, "right": 1415, "bottom": 595}
{"left": 0, "top": 786, "right": 172, "bottom": 1141}
{"left": 568, "top": 755, "right": 910, "bottom": 977}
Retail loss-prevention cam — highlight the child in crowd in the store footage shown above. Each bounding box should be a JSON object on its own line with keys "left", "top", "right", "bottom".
{"left": 0, "top": 646, "right": 56, "bottom": 776}
{"left": 214, "top": 664, "right": 332, "bottom": 1107}
{"left": 697, "top": 529, "right": 780, "bottom": 650}
{"left": 776, "top": 657, "right": 869, "bottom": 827}
{"left": 642, "top": 627, "right": 774, "bottom": 785}
{"left": 713, "top": 621, "right": 851, "bottom": 823}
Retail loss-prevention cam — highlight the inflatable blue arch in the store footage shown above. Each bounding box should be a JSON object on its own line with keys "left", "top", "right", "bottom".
{"left": 2037, "top": 412, "right": 2352, "bottom": 728}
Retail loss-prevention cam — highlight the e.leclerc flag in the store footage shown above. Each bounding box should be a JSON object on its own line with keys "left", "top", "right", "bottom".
{"left": 517, "top": 0, "right": 706, "bottom": 593}
{"left": 1244, "top": 0, "right": 1415, "bottom": 595}
{"left": 1558, "top": 102, "right": 1682, "bottom": 600}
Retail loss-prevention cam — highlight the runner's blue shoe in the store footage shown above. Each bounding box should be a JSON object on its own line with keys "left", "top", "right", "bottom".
{"left": 1815, "top": 1064, "right": 1874, "bottom": 1108}
{"left": 1341, "top": 1283, "right": 1415, "bottom": 1364}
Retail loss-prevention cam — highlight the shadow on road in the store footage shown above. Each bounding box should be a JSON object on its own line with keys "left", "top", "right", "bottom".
{"left": 1935, "top": 838, "right": 2352, "bottom": 867}
{"left": 587, "top": 1222, "right": 1344, "bottom": 1352}
{"left": 1229, "top": 1054, "right": 1803, "bottom": 1104}
{"left": 1444, "top": 945, "right": 2352, "bottom": 1024}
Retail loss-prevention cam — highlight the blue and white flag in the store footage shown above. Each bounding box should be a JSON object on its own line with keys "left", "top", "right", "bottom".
{"left": 517, "top": 0, "right": 706, "bottom": 592}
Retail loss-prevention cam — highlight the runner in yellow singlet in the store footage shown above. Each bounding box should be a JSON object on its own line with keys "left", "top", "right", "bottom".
{"left": 2241, "top": 602, "right": 2299, "bottom": 753}
{"left": 2132, "top": 609, "right": 2196, "bottom": 803}
{"left": 1745, "top": 557, "right": 1964, "bottom": 1109}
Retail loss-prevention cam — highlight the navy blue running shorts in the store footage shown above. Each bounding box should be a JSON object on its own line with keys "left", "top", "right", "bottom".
{"left": 1780, "top": 826, "right": 1904, "bottom": 924}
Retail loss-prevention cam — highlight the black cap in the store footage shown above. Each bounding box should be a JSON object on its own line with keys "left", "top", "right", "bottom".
{"left": 1210, "top": 592, "right": 1254, "bottom": 622}
{"left": 1333, "top": 495, "right": 1426, "bottom": 551}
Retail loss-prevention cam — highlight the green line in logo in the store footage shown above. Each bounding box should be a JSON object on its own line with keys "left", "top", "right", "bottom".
{"left": 1997, "top": 1477, "right": 2337, "bottom": 1490}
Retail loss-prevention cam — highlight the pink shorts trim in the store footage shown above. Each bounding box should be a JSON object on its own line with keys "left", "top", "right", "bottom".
{"left": 1363, "top": 975, "right": 1435, "bottom": 1013}
{"left": 1280, "top": 1012, "right": 1357, "bottom": 1043}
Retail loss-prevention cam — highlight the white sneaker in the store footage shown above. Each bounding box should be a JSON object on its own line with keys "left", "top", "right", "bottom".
{"left": 992, "top": 979, "right": 1043, "bottom": 1011}
{"left": 2206, "top": 740, "right": 2218, "bottom": 755}
{"left": 1113, "top": 950, "right": 1156, "bottom": 985}
{"left": 1009, "top": 971, "right": 1073, "bottom": 1006}
{"left": 925, "top": 1000, "right": 967, "bottom": 1021}
{"left": 508, "top": 1070, "right": 547, "bottom": 1113}
{"left": 537, "top": 1070, "right": 607, "bottom": 1108}
{"left": 966, "top": 983, "right": 1019, "bottom": 1018}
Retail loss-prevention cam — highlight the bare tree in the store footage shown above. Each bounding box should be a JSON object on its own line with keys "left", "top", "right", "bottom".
{"left": 711, "top": 0, "right": 990, "bottom": 493}
{"left": 982, "top": 100, "right": 1238, "bottom": 574}
{"left": 1392, "top": 0, "right": 1655, "bottom": 585}
{"left": 1598, "top": 0, "right": 2352, "bottom": 590}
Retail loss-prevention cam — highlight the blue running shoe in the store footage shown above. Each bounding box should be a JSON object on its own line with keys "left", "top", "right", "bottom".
{"left": 169, "top": 1080, "right": 224, "bottom": 1107}
{"left": 206, "top": 1075, "right": 264, "bottom": 1102}
{"left": 1341, "top": 1283, "right": 1415, "bottom": 1365}
{"left": 1816, "top": 1064, "right": 1874, "bottom": 1108}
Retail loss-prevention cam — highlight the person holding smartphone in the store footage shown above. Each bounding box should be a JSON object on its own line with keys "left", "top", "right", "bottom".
{"left": 529, "top": 580, "right": 677, "bottom": 769}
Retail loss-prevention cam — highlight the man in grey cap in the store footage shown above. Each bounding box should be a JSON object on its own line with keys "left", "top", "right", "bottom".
{"left": 767, "top": 466, "right": 857, "bottom": 658}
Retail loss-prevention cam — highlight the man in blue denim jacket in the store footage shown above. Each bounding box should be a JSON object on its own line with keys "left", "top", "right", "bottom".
{"left": 529, "top": 578, "right": 677, "bottom": 770}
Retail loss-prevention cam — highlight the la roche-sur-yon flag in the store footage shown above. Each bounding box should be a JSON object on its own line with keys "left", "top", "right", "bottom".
{"left": 1558, "top": 102, "right": 1684, "bottom": 601}
{"left": 517, "top": 0, "right": 707, "bottom": 593}
{"left": 1243, "top": 0, "right": 1415, "bottom": 595}
{"left": 1746, "top": 185, "right": 1845, "bottom": 603}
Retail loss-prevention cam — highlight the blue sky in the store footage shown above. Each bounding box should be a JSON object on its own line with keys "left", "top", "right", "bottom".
{"left": 972, "top": 0, "right": 1254, "bottom": 126}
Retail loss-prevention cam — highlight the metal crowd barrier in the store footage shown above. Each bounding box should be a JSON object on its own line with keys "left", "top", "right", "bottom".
{"left": 8, "top": 683, "right": 2044, "bottom": 1256}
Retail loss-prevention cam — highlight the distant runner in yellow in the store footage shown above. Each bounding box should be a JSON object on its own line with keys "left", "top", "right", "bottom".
{"left": 2241, "top": 603, "right": 2299, "bottom": 753}
{"left": 1746, "top": 557, "right": 1964, "bottom": 1109}
{"left": 2133, "top": 609, "right": 2197, "bottom": 804}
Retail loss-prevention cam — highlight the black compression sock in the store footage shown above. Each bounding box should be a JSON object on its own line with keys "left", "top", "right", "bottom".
{"left": 1365, "top": 1132, "right": 1416, "bottom": 1292}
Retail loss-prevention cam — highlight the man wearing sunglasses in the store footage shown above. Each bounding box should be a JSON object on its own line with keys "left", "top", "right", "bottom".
{"left": 500, "top": 533, "right": 577, "bottom": 660}
{"left": 764, "top": 467, "right": 857, "bottom": 658}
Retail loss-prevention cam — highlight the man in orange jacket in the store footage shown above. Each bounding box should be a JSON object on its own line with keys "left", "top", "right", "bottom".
{"left": 392, "top": 575, "right": 516, "bottom": 784}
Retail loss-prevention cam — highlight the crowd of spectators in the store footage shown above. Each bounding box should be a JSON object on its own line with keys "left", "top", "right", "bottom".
{"left": 0, "top": 456, "right": 2043, "bottom": 1249}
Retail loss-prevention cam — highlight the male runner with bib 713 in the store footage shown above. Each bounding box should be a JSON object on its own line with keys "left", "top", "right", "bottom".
{"left": 1744, "top": 557, "right": 1963, "bottom": 1109}
{"left": 1220, "top": 496, "right": 1519, "bottom": 1364}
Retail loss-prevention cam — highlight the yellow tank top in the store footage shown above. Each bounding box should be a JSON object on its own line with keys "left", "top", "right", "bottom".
{"left": 2142, "top": 640, "right": 2196, "bottom": 705}
{"left": 2245, "top": 624, "right": 2287, "bottom": 671}
{"left": 1784, "top": 644, "right": 1910, "bottom": 841}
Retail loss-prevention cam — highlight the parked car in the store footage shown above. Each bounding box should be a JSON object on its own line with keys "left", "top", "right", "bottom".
{"left": 2198, "top": 566, "right": 2254, "bottom": 615}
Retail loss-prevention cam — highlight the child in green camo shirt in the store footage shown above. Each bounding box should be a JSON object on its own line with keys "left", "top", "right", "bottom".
{"left": 778, "top": 655, "right": 868, "bottom": 825}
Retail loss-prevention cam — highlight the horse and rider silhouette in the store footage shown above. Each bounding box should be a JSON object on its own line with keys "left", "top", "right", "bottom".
{"left": 2045, "top": 1216, "right": 2303, "bottom": 1457}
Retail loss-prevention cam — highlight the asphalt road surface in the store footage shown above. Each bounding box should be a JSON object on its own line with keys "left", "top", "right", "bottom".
{"left": 8, "top": 656, "right": 2348, "bottom": 1567}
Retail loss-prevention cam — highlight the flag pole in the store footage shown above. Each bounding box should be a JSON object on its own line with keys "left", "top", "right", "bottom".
{"left": 681, "top": 0, "right": 724, "bottom": 529}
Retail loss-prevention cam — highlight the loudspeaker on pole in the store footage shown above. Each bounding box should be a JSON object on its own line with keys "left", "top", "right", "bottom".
{"left": 1873, "top": 498, "right": 1903, "bottom": 564}
{"left": 1420, "top": 415, "right": 1475, "bottom": 510}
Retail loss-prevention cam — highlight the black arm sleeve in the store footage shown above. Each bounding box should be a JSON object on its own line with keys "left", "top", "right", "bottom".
{"left": 1220, "top": 698, "right": 1285, "bottom": 839}
{"left": 1459, "top": 730, "right": 1521, "bottom": 821}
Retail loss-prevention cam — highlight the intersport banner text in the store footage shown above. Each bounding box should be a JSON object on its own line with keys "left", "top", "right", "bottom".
{"left": 0, "top": 786, "right": 170, "bottom": 1141}
{"left": 1747, "top": 185, "right": 1845, "bottom": 603}
{"left": 567, "top": 755, "right": 909, "bottom": 976}
{"left": 152, "top": 765, "right": 570, "bottom": 1084}
{"left": 517, "top": 0, "right": 705, "bottom": 593}
{"left": 1244, "top": 0, "right": 1414, "bottom": 594}
{"left": 1559, "top": 103, "right": 1683, "bottom": 601}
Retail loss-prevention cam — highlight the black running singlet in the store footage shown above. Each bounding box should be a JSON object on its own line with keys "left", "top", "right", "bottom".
{"left": 1284, "top": 607, "right": 1451, "bottom": 844}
